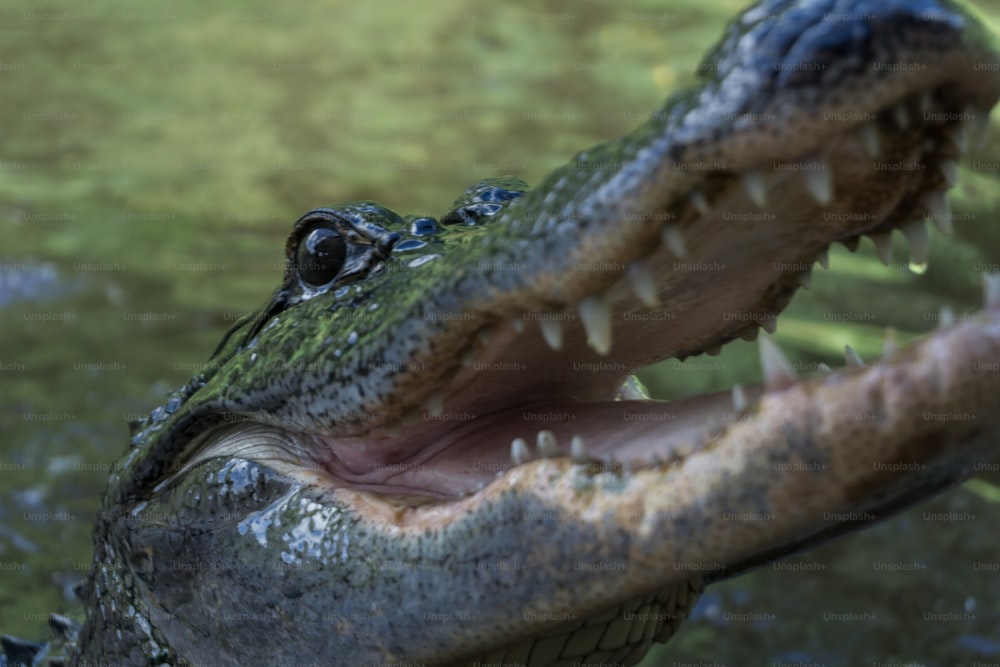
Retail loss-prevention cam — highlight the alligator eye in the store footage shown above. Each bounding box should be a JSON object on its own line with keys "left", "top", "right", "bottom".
{"left": 296, "top": 226, "right": 347, "bottom": 287}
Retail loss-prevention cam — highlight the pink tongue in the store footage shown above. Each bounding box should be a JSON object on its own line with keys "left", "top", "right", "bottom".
{"left": 313, "top": 389, "right": 765, "bottom": 496}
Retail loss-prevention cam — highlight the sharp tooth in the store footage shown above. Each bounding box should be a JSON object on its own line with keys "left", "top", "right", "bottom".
{"left": 796, "top": 271, "right": 812, "bottom": 289}
{"left": 731, "top": 384, "right": 748, "bottom": 412}
{"left": 537, "top": 430, "right": 558, "bottom": 457}
{"left": 690, "top": 189, "right": 711, "bottom": 216}
{"left": 939, "top": 159, "right": 958, "bottom": 188}
{"left": 803, "top": 162, "right": 834, "bottom": 205}
{"left": 816, "top": 248, "right": 830, "bottom": 269}
{"left": 817, "top": 362, "right": 832, "bottom": 374}
{"left": 740, "top": 327, "right": 760, "bottom": 342}
{"left": 844, "top": 345, "right": 864, "bottom": 368}
{"left": 938, "top": 305, "right": 956, "bottom": 328}
{"left": 570, "top": 435, "right": 588, "bottom": 463}
{"left": 579, "top": 294, "right": 613, "bottom": 356}
{"left": 968, "top": 106, "right": 991, "bottom": 149}
{"left": 858, "top": 122, "right": 881, "bottom": 158}
{"left": 511, "top": 438, "right": 531, "bottom": 465}
{"left": 758, "top": 336, "right": 796, "bottom": 391}
{"left": 742, "top": 170, "right": 768, "bottom": 208}
{"left": 627, "top": 259, "right": 659, "bottom": 307}
{"left": 757, "top": 313, "right": 777, "bottom": 335}
{"left": 920, "top": 191, "right": 953, "bottom": 235}
{"left": 842, "top": 236, "right": 860, "bottom": 253}
{"left": 882, "top": 328, "right": 898, "bottom": 358}
{"left": 983, "top": 273, "right": 1000, "bottom": 310}
{"left": 901, "top": 220, "right": 930, "bottom": 266}
{"left": 423, "top": 391, "right": 444, "bottom": 417}
{"left": 661, "top": 224, "right": 688, "bottom": 257}
{"left": 893, "top": 105, "right": 910, "bottom": 129}
{"left": 869, "top": 232, "right": 894, "bottom": 266}
{"left": 539, "top": 318, "right": 564, "bottom": 351}
{"left": 510, "top": 318, "right": 525, "bottom": 334}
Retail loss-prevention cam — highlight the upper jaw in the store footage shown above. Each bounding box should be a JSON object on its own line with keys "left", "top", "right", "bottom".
{"left": 294, "top": 82, "right": 992, "bottom": 499}
{"left": 139, "top": 0, "right": 1000, "bottom": 503}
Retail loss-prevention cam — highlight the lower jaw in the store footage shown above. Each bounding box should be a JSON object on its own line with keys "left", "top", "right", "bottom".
{"left": 468, "top": 578, "right": 705, "bottom": 667}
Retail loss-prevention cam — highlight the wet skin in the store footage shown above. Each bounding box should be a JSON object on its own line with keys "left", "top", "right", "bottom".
{"left": 26, "top": 1, "right": 1000, "bottom": 665}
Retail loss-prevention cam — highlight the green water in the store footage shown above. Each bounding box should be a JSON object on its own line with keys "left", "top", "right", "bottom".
{"left": 1, "top": 1, "right": 999, "bottom": 664}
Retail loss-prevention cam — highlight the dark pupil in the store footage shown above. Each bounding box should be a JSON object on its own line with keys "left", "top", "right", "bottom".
{"left": 297, "top": 226, "right": 347, "bottom": 287}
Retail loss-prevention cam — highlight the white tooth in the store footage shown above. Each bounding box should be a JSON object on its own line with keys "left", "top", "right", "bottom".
{"left": 758, "top": 313, "right": 777, "bottom": 335}
{"left": 816, "top": 248, "right": 829, "bottom": 270}
{"left": 796, "top": 271, "right": 812, "bottom": 289}
{"left": 510, "top": 318, "right": 525, "bottom": 333}
{"left": 627, "top": 259, "right": 659, "bottom": 307}
{"left": 901, "top": 219, "right": 930, "bottom": 266}
{"left": 424, "top": 391, "right": 444, "bottom": 417}
{"left": 858, "top": 122, "right": 881, "bottom": 158}
{"left": 844, "top": 345, "right": 864, "bottom": 368}
{"left": 983, "top": 273, "right": 1000, "bottom": 310}
{"left": 882, "top": 327, "right": 898, "bottom": 358}
{"left": 939, "top": 159, "right": 958, "bottom": 188}
{"left": 869, "top": 232, "right": 894, "bottom": 266}
{"left": 803, "top": 162, "right": 834, "bottom": 205}
{"left": 537, "top": 430, "right": 558, "bottom": 457}
{"left": 968, "top": 106, "right": 991, "bottom": 150}
{"left": 690, "top": 189, "right": 711, "bottom": 216}
{"left": 938, "top": 305, "right": 956, "bottom": 328}
{"left": 740, "top": 327, "right": 760, "bottom": 342}
{"left": 920, "top": 191, "right": 953, "bottom": 235}
{"left": 758, "top": 336, "right": 796, "bottom": 391}
{"left": 579, "top": 293, "right": 613, "bottom": 356}
{"left": 893, "top": 105, "right": 910, "bottom": 129}
{"left": 661, "top": 224, "right": 688, "bottom": 257}
{"left": 817, "top": 362, "right": 832, "bottom": 374}
{"left": 742, "top": 170, "right": 768, "bottom": 208}
{"left": 539, "top": 317, "right": 564, "bottom": 351}
{"left": 731, "top": 384, "right": 748, "bottom": 412}
{"left": 570, "top": 435, "right": 588, "bottom": 462}
{"left": 511, "top": 437, "right": 530, "bottom": 465}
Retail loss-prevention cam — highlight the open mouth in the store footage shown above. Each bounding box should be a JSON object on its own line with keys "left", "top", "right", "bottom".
{"left": 115, "top": 4, "right": 1000, "bottom": 667}
{"left": 241, "top": 82, "right": 995, "bottom": 502}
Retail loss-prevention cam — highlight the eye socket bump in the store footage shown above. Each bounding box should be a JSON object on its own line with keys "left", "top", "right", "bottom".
{"left": 296, "top": 226, "right": 347, "bottom": 287}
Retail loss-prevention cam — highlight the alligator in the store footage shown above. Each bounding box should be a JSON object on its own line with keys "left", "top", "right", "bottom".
{"left": 4, "top": 0, "right": 1000, "bottom": 665}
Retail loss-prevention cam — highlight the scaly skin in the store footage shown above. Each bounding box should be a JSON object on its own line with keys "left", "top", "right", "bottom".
{"left": 33, "top": 1, "right": 1000, "bottom": 665}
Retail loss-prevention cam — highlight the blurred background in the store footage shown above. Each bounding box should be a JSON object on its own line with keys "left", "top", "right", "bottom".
{"left": 1, "top": 0, "right": 999, "bottom": 664}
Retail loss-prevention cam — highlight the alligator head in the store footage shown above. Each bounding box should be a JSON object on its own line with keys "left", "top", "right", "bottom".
{"left": 66, "top": 1, "right": 1000, "bottom": 665}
